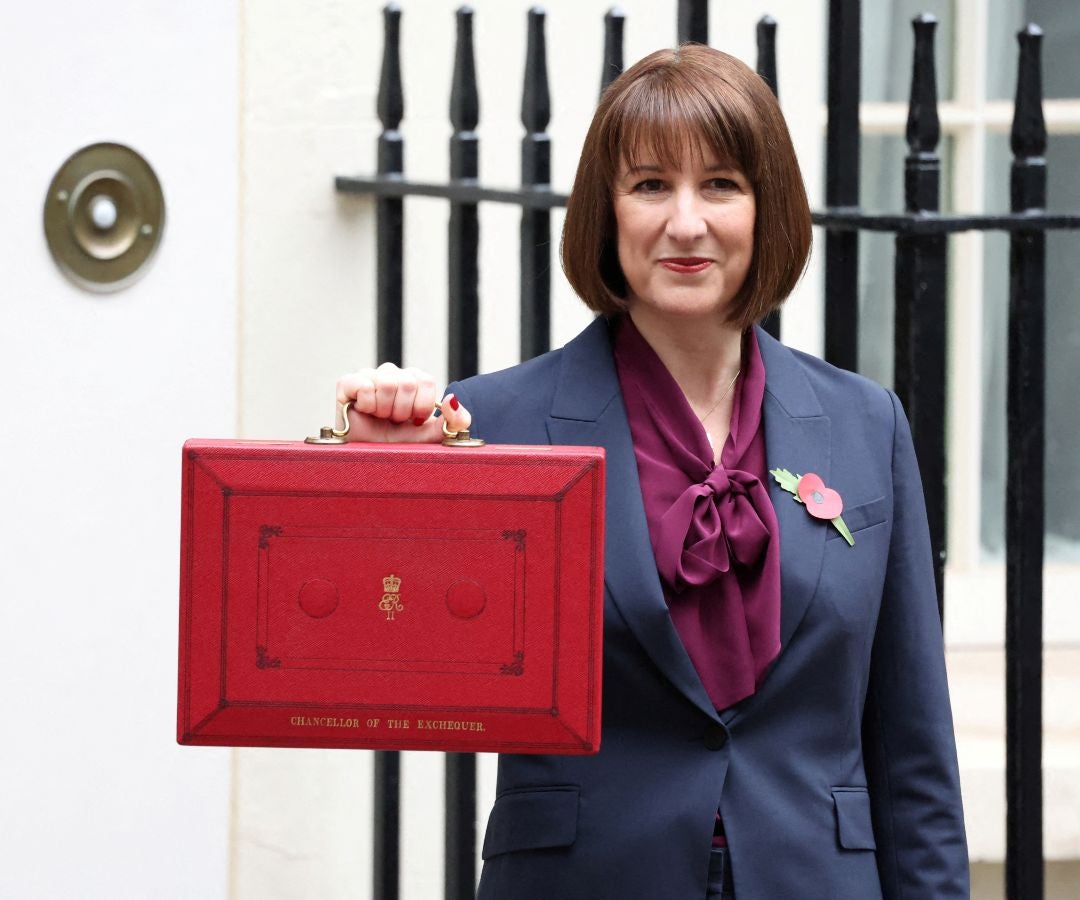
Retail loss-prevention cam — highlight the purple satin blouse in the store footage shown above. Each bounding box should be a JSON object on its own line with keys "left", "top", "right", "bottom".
{"left": 613, "top": 315, "right": 781, "bottom": 713}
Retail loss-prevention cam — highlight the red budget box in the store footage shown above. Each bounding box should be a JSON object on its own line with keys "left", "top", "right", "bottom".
{"left": 177, "top": 439, "right": 604, "bottom": 754}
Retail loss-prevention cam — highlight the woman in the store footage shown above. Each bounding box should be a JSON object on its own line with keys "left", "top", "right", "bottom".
{"left": 337, "top": 45, "right": 968, "bottom": 900}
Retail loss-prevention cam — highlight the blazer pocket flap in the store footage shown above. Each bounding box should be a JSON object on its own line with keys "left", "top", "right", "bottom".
{"left": 482, "top": 786, "right": 580, "bottom": 859}
{"left": 832, "top": 787, "right": 877, "bottom": 850}
{"left": 827, "top": 496, "right": 887, "bottom": 540}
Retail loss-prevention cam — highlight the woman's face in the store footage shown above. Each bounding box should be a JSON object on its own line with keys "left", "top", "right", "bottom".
{"left": 612, "top": 143, "right": 755, "bottom": 324}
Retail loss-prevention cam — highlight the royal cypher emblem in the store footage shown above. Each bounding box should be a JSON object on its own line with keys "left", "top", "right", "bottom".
{"left": 379, "top": 573, "right": 404, "bottom": 621}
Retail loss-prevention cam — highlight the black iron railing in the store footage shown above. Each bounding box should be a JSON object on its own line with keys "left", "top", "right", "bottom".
{"left": 823, "top": 0, "right": 861, "bottom": 373}
{"left": 334, "top": 2, "right": 1079, "bottom": 898}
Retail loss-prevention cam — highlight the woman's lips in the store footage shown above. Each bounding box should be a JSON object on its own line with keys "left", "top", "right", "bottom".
{"left": 659, "top": 258, "right": 712, "bottom": 274}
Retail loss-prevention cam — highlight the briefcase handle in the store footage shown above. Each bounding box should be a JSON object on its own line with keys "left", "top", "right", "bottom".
{"left": 305, "top": 402, "right": 485, "bottom": 448}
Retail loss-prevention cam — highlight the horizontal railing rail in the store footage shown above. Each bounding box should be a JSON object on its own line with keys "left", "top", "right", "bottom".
{"left": 335, "top": 176, "right": 568, "bottom": 208}
{"left": 339, "top": 175, "right": 1080, "bottom": 233}
{"left": 341, "top": 175, "right": 1080, "bottom": 235}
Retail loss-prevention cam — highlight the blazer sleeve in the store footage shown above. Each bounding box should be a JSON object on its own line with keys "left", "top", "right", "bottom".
{"left": 863, "top": 390, "right": 970, "bottom": 898}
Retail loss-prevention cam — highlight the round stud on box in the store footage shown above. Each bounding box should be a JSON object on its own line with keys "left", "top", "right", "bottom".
{"left": 445, "top": 579, "right": 487, "bottom": 619}
{"left": 298, "top": 578, "right": 340, "bottom": 619}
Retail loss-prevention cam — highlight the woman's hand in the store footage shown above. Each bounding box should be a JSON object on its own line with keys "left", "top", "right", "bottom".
{"left": 335, "top": 363, "right": 472, "bottom": 443}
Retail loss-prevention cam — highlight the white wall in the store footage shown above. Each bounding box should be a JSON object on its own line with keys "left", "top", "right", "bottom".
{"left": 0, "top": 2, "right": 237, "bottom": 897}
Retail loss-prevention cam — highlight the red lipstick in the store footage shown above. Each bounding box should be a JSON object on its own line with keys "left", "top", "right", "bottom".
{"left": 660, "top": 257, "right": 712, "bottom": 274}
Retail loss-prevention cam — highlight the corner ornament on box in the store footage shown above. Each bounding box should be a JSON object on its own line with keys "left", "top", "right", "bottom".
{"left": 769, "top": 468, "right": 854, "bottom": 546}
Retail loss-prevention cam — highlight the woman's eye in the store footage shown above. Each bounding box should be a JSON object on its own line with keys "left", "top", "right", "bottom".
{"left": 634, "top": 179, "right": 666, "bottom": 193}
{"left": 707, "top": 177, "right": 739, "bottom": 191}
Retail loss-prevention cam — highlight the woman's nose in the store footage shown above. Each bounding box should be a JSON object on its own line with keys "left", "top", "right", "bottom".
{"left": 664, "top": 189, "right": 708, "bottom": 243}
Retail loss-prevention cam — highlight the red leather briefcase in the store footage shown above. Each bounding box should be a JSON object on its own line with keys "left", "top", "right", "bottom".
{"left": 177, "top": 439, "right": 604, "bottom": 754}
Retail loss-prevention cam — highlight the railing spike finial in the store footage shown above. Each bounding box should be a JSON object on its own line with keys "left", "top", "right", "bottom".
{"left": 377, "top": 3, "right": 404, "bottom": 132}
{"left": 522, "top": 7, "right": 550, "bottom": 134}
{"left": 451, "top": 6, "right": 479, "bottom": 135}
{"left": 756, "top": 15, "right": 778, "bottom": 99}
{"left": 1012, "top": 24, "right": 1047, "bottom": 162}
{"left": 906, "top": 14, "right": 940, "bottom": 157}
{"left": 677, "top": 0, "right": 708, "bottom": 45}
{"left": 600, "top": 7, "right": 625, "bottom": 97}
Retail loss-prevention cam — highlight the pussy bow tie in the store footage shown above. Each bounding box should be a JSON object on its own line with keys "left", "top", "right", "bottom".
{"left": 654, "top": 466, "right": 770, "bottom": 592}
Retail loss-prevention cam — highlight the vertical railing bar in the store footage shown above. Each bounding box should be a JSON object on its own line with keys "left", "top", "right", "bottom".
{"left": 894, "top": 13, "right": 947, "bottom": 618}
{"left": 448, "top": 4, "right": 481, "bottom": 384}
{"left": 373, "top": 750, "right": 401, "bottom": 900}
{"left": 376, "top": 1, "right": 405, "bottom": 366}
{"left": 446, "top": 8, "right": 479, "bottom": 900}
{"left": 755, "top": 15, "right": 778, "bottom": 98}
{"left": 1005, "top": 23, "right": 1046, "bottom": 900}
{"left": 373, "top": 7, "right": 404, "bottom": 900}
{"left": 824, "top": 0, "right": 861, "bottom": 371}
{"left": 677, "top": 0, "right": 708, "bottom": 45}
{"left": 600, "top": 7, "right": 625, "bottom": 98}
{"left": 520, "top": 6, "right": 552, "bottom": 361}
{"left": 755, "top": 15, "right": 782, "bottom": 341}
{"left": 445, "top": 749, "right": 476, "bottom": 900}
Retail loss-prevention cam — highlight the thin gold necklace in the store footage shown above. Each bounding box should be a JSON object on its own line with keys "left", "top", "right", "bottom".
{"left": 698, "top": 369, "right": 741, "bottom": 424}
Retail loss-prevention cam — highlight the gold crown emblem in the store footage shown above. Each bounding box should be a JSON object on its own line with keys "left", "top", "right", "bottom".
{"left": 382, "top": 574, "right": 401, "bottom": 594}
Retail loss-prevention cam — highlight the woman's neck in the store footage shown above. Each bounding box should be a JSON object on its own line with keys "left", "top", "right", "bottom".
{"left": 627, "top": 307, "right": 744, "bottom": 411}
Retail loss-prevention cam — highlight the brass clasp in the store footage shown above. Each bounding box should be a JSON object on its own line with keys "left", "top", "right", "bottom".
{"left": 441, "top": 420, "right": 485, "bottom": 447}
{"left": 305, "top": 402, "right": 352, "bottom": 444}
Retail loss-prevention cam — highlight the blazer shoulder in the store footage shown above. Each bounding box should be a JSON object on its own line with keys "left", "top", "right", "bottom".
{"left": 448, "top": 347, "right": 566, "bottom": 438}
{"left": 779, "top": 341, "right": 897, "bottom": 433}
{"left": 449, "top": 315, "right": 617, "bottom": 432}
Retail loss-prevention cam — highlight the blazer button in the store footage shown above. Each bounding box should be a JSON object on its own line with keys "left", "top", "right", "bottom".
{"left": 704, "top": 724, "right": 728, "bottom": 751}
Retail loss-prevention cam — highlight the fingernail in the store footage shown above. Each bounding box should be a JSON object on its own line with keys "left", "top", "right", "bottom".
{"left": 413, "top": 417, "right": 427, "bottom": 426}
{"left": 448, "top": 395, "right": 460, "bottom": 411}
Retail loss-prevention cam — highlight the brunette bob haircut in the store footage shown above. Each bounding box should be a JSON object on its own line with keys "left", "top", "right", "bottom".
{"left": 561, "top": 45, "right": 812, "bottom": 331}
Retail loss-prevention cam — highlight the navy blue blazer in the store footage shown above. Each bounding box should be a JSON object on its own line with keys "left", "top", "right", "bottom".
{"left": 449, "top": 317, "right": 969, "bottom": 900}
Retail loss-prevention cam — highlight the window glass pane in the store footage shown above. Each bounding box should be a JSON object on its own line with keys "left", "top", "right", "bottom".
{"left": 857, "top": 135, "right": 954, "bottom": 387}
{"left": 981, "top": 134, "right": 1080, "bottom": 560}
{"left": 861, "top": 0, "right": 954, "bottom": 103}
{"left": 988, "top": 0, "right": 1080, "bottom": 100}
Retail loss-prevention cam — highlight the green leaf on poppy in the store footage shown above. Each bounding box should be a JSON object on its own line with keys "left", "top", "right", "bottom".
{"left": 832, "top": 515, "right": 855, "bottom": 547}
{"left": 769, "top": 467, "right": 802, "bottom": 497}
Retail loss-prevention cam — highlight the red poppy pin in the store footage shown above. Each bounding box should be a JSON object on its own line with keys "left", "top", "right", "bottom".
{"left": 769, "top": 468, "right": 855, "bottom": 546}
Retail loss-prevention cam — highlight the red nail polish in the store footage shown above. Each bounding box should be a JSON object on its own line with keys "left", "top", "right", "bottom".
{"left": 413, "top": 417, "right": 426, "bottom": 426}
{"left": 449, "top": 396, "right": 460, "bottom": 411}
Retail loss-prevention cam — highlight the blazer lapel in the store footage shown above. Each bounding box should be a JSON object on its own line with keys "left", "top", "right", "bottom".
{"left": 546, "top": 318, "right": 720, "bottom": 721}
{"left": 755, "top": 327, "right": 831, "bottom": 650}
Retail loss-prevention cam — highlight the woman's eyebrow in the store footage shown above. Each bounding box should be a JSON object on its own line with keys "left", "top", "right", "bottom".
{"left": 621, "top": 162, "right": 739, "bottom": 176}
{"left": 622, "top": 163, "right": 663, "bottom": 176}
